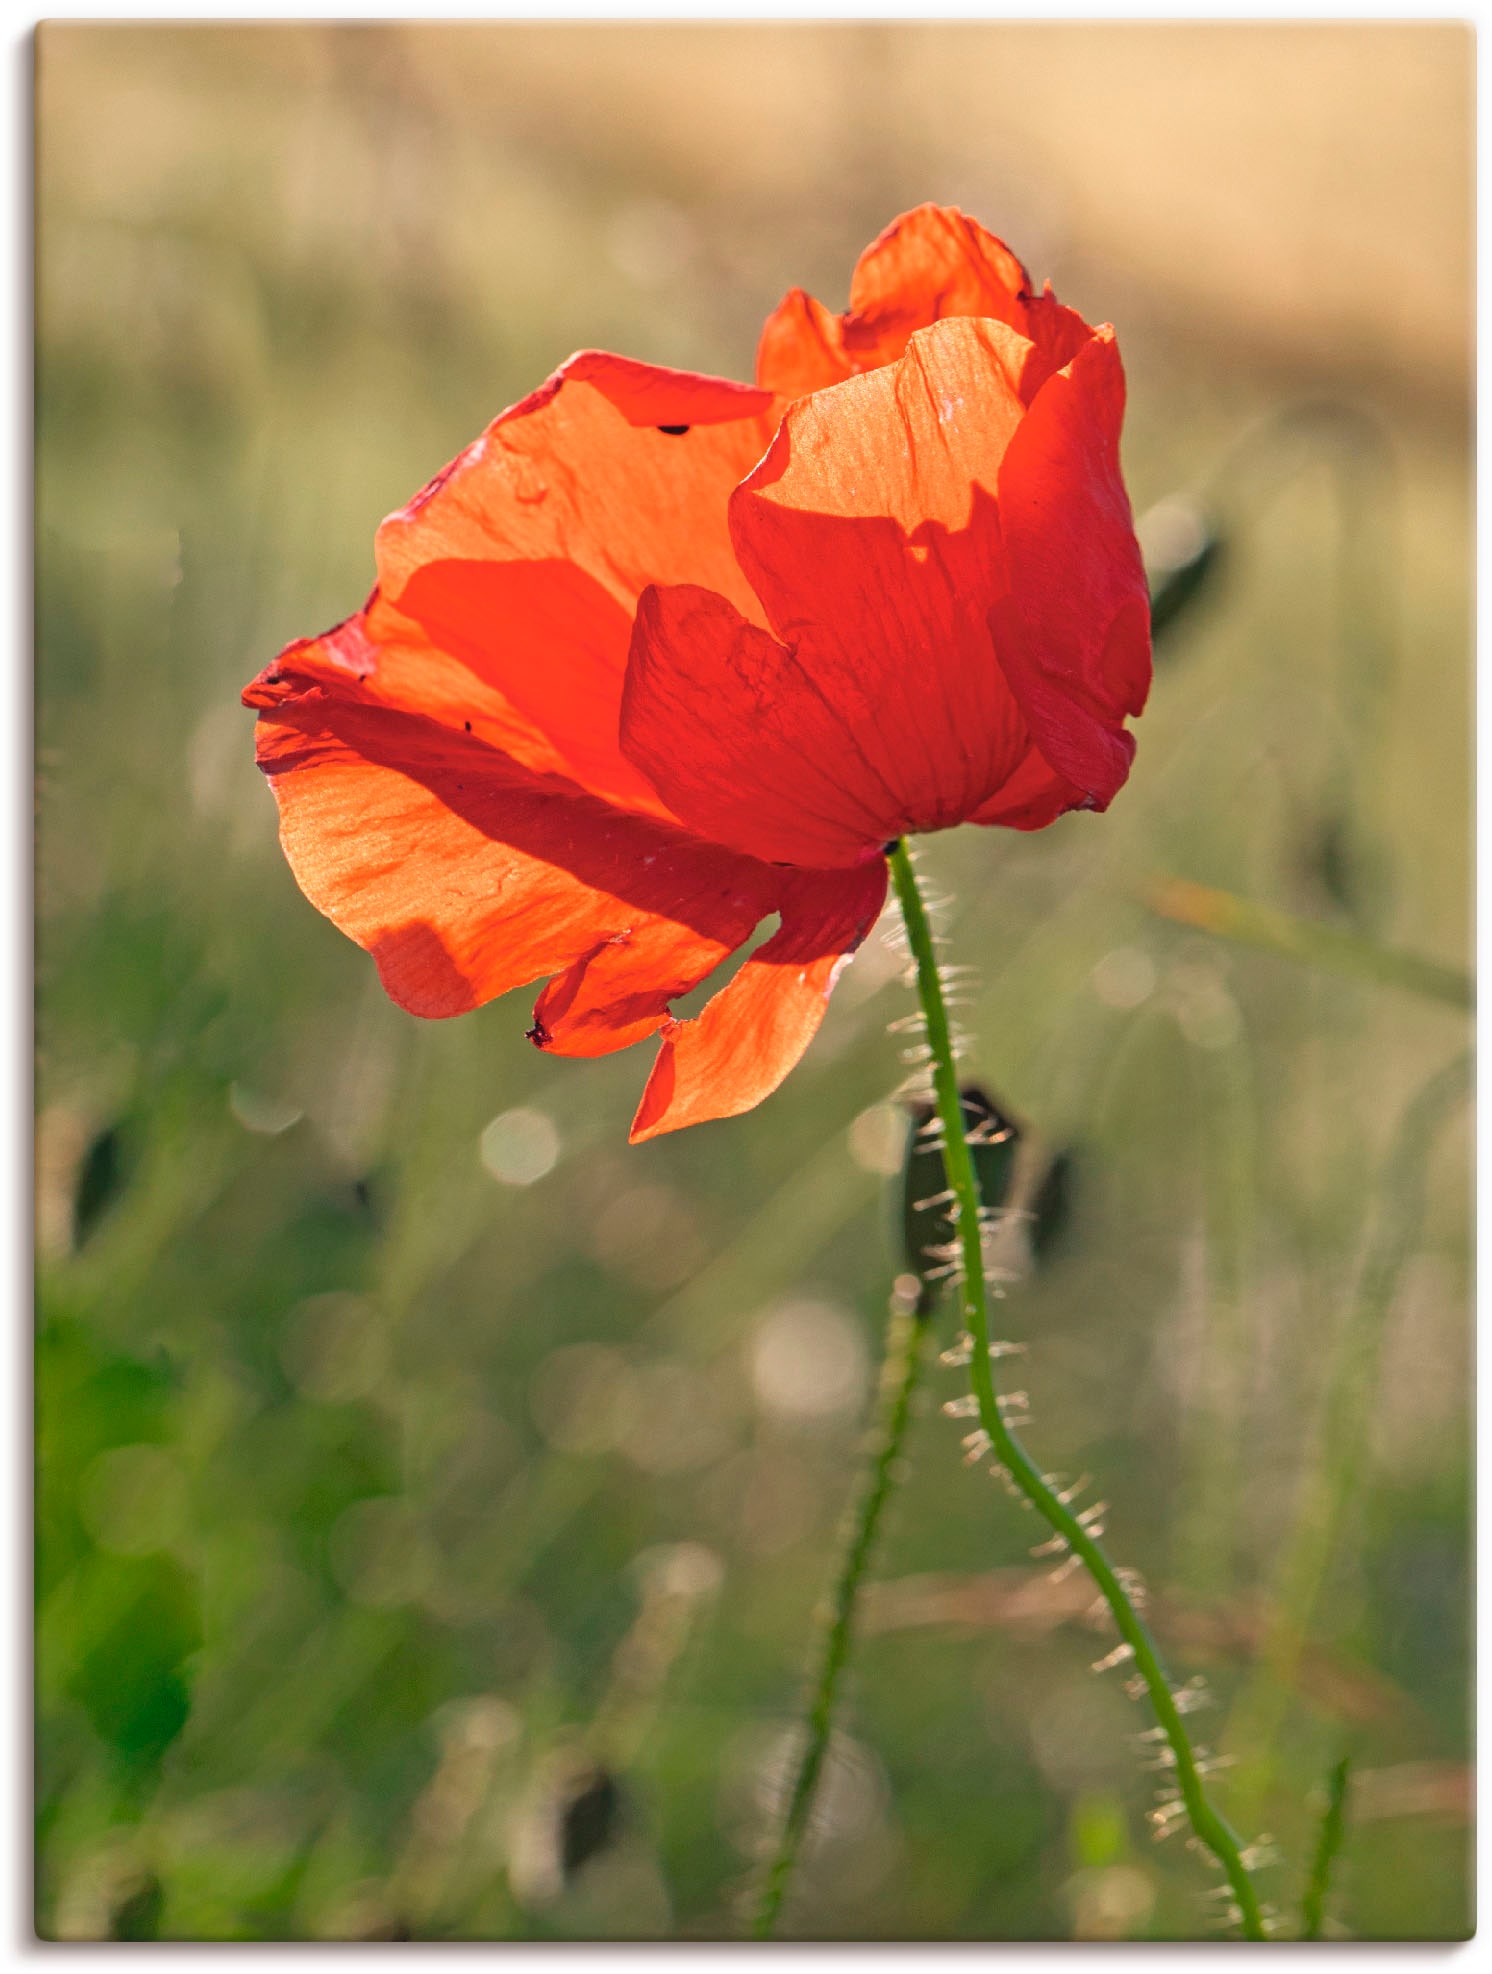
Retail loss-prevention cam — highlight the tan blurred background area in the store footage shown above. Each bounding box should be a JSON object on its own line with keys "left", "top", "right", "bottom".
{"left": 36, "top": 22, "right": 1472, "bottom": 1946}
{"left": 39, "top": 21, "right": 1472, "bottom": 397}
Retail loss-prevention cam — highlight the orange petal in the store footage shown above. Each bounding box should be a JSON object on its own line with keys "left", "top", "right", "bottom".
{"left": 293, "top": 352, "right": 783, "bottom": 816}
{"left": 845, "top": 206, "right": 1093, "bottom": 395}
{"left": 252, "top": 686, "right": 780, "bottom": 1024}
{"left": 755, "top": 206, "right": 1093, "bottom": 402}
{"left": 755, "top": 287, "right": 854, "bottom": 397}
{"left": 989, "top": 328, "right": 1151, "bottom": 809}
{"left": 244, "top": 587, "right": 594, "bottom": 790}
{"left": 530, "top": 910, "right": 762, "bottom": 1060}
{"left": 629, "top": 861, "right": 889, "bottom": 1142}
{"left": 843, "top": 204, "right": 1034, "bottom": 357}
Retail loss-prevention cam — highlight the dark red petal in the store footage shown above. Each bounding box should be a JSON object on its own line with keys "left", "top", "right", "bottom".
{"left": 968, "top": 743, "right": 1088, "bottom": 833}
{"left": 385, "top": 558, "right": 668, "bottom": 814}
{"left": 622, "top": 583, "right": 901, "bottom": 868}
{"left": 629, "top": 861, "right": 889, "bottom": 1142}
{"left": 726, "top": 318, "right": 1038, "bottom": 839}
{"left": 989, "top": 328, "right": 1152, "bottom": 809}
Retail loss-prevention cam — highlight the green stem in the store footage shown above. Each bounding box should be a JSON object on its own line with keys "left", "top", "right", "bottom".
{"left": 1300, "top": 1755, "right": 1351, "bottom": 1942}
{"left": 753, "top": 1292, "right": 928, "bottom": 1937}
{"left": 887, "top": 839, "right": 1268, "bottom": 1942}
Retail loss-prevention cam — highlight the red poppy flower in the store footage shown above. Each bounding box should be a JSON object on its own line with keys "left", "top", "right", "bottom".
{"left": 243, "top": 206, "right": 1150, "bottom": 1142}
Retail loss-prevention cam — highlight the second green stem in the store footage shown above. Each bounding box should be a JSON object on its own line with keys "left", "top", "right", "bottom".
{"left": 753, "top": 1293, "right": 927, "bottom": 1936}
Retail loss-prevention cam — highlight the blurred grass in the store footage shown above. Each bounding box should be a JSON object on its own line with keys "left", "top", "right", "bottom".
{"left": 35, "top": 22, "right": 1471, "bottom": 1942}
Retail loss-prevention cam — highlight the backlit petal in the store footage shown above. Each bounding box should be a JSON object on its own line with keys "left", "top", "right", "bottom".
{"left": 251, "top": 685, "right": 779, "bottom": 1025}
{"left": 629, "top": 861, "right": 888, "bottom": 1142}
{"left": 756, "top": 205, "right": 1092, "bottom": 401}
{"left": 530, "top": 911, "right": 760, "bottom": 1060}
{"left": 244, "top": 587, "right": 588, "bottom": 789}
{"left": 989, "top": 328, "right": 1152, "bottom": 809}
{"left": 967, "top": 744, "right": 1087, "bottom": 833}
{"left": 354, "top": 352, "right": 780, "bottom": 813}
{"left": 755, "top": 287, "right": 853, "bottom": 397}
{"left": 622, "top": 583, "right": 900, "bottom": 868}
{"left": 725, "top": 318, "right": 1038, "bottom": 846}
{"left": 843, "top": 204, "right": 1035, "bottom": 358}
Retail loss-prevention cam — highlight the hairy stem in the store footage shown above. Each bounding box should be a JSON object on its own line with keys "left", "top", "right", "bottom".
{"left": 753, "top": 1293, "right": 928, "bottom": 1937}
{"left": 887, "top": 839, "right": 1267, "bottom": 1941}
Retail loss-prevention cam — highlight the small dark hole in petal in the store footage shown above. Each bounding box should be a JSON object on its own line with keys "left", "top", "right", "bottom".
{"left": 657, "top": 424, "right": 690, "bottom": 437}
{"left": 463, "top": 720, "right": 472, "bottom": 732}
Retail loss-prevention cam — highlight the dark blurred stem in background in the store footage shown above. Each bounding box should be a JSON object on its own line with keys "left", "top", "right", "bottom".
{"left": 1223, "top": 1048, "right": 1470, "bottom": 1835}
{"left": 1150, "top": 401, "right": 1470, "bottom": 1878}
{"left": 1206, "top": 402, "right": 1399, "bottom": 838}
{"left": 1145, "top": 399, "right": 1401, "bottom": 932}
{"left": 1246, "top": 406, "right": 1395, "bottom": 936}
{"left": 1144, "top": 398, "right": 1464, "bottom": 1888}
{"left": 752, "top": 1293, "right": 929, "bottom": 1937}
{"left": 1300, "top": 1754, "right": 1353, "bottom": 1941}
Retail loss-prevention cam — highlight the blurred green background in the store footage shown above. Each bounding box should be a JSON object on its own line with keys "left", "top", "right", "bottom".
{"left": 35, "top": 22, "right": 1472, "bottom": 1943}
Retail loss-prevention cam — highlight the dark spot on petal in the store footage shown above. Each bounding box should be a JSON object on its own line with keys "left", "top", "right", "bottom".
{"left": 526, "top": 1019, "right": 550, "bottom": 1048}
{"left": 657, "top": 424, "right": 690, "bottom": 437}
{"left": 882, "top": 840, "right": 899, "bottom": 856}
{"left": 463, "top": 720, "right": 472, "bottom": 732}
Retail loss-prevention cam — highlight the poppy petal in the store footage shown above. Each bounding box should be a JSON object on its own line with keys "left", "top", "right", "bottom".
{"left": 727, "top": 317, "right": 1039, "bottom": 842}
{"left": 968, "top": 743, "right": 1088, "bottom": 833}
{"left": 988, "top": 328, "right": 1151, "bottom": 809}
{"left": 346, "top": 352, "right": 780, "bottom": 813}
{"left": 843, "top": 203, "right": 1035, "bottom": 358}
{"left": 622, "top": 583, "right": 903, "bottom": 868}
{"left": 629, "top": 861, "right": 889, "bottom": 1142}
{"left": 755, "top": 287, "right": 853, "bottom": 397}
{"left": 251, "top": 685, "right": 779, "bottom": 1024}
{"left": 756, "top": 205, "right": 1092, "bottom": 401}
{"left": 243, "top": 588, "right": 594, "bottom": 790}
{"left": 529, "top": 909, "right": 763, "bottom": 1060}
